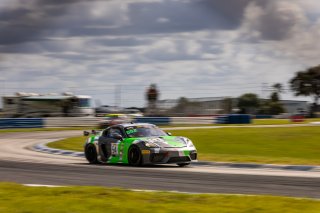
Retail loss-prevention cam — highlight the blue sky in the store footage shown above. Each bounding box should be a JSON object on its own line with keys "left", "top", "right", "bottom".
{"left": 1, "top": 0, "right": 320, "bottom": 107}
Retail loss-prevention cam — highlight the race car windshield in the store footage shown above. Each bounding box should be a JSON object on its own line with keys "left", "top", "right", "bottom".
{"left": 125, "top": 126, "right": 168, "bottom": 138}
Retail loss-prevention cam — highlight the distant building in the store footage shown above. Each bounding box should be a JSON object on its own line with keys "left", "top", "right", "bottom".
{"left": 157, "top": 97, "right": 309, "bottom": 116}
{"left": 2, "top": 92, "right": 94, "bottom": 118}
{"left": 157, "top": 97, "right": 236, "bottom": 116}
{"left": 278, "top": 100, "right": 309, "bottom": 114}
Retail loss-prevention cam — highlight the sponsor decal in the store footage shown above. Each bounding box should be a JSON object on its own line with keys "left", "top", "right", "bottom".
{"left": 178, "top": 151, "right": 185, "bottom": 156}
{"left": 153, "top": 148, "right": 160, "bottom": 153}
{"left": 111, "top": 143, "right": 118, "bottom": 156}
{"left": 147, "top": 138, "right": 165, "bottom": 143}
{"left": 119, "top": 143, "right": 124, "bottom": 160}
{"left": 141, "top": 150, "right": 151, "bottom": 155}
{"left": 126, "top": 129, "right": 138, "bottom": 135}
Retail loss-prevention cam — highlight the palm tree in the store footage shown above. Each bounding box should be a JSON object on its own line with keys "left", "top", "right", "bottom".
{"left": 271, "top": 83, "right": 283, "bottom": 102}
{"left": 273, "top": 83, "right": 283, "bottom": 93}
{"left": 290, "top": 65, "right": 320, "bottom": 115}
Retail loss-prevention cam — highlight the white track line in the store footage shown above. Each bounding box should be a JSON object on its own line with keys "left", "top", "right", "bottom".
{"left": 23, "top": 184, "right": 62, "bottom": 187}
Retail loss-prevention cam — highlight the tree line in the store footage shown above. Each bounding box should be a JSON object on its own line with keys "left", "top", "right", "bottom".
{"left": 238, "top": 65, "right": 320, "bottom": 117}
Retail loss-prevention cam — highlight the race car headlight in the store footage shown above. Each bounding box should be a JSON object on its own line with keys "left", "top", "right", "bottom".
{"left": 144, "top": 141, "right": 159, "bottom": 148}
{"left": 183, "top": 137, "right": 194, "bottom": 147}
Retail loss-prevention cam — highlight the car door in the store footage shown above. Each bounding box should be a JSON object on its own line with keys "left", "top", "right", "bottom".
{"left": 98, "top": 127, "right": 124, "bottom": 161}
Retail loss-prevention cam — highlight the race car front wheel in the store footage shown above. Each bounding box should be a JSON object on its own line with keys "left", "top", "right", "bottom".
{"left": 85, "top": 144, "right": 99, "bottom": 164}
{"left": 128, "top": 145, "right": 142, "bottom": 166}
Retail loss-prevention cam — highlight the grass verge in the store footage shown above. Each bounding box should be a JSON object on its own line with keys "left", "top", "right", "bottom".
{"left": 0, "top": 183, "right": 319, "bottom": 213}
{"left": 48, "top": 126, "right": 320, "bottom": 165}
{"left": 48, "top": 136, "right": 86, "bottom": 151}
{"left": 252, "top": 118, "right": 320, "bottom": 125}
{"left": 172, "top": 126, "right": 320, "bottom": 165}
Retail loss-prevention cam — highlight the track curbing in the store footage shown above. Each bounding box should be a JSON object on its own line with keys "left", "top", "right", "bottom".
{"left": 32, "top": 142, "right": 320, "bottom": 172}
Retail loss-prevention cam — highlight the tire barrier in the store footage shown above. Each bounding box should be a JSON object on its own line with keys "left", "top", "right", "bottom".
{"left": 215, "top": 114, "right": 251, "bottom": 124}
{"left": 290, "top": 115, "right": 305, "bottom": 122}
{"left": 0, "top": 118, "right": 44, "bottom": 129}
{"left": 255, "top": 115, "right": 273, "bottom": 119}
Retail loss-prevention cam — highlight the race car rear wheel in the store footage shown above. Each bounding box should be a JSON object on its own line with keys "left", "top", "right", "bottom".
{"left": 128, "top": 145, "right": 142, "bottom": 166}
{"left": 85, "top": 144, "right": 99, "bottom": 164}
{"left": 177, "top": 163, "right": 190, "bottom": 167}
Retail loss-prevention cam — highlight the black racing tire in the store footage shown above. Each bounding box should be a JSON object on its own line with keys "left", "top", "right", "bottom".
{"left": 177, "top": 163, "right": 190, "bottom": 167}
{"left": 85, "top": 144, "right": 99, "bottom": 164}
{"left": 128, "top": 145, "right": 143, "bottom": 166}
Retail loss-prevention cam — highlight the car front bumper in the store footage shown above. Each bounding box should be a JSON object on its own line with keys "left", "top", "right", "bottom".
{"left": 141, "top": 147, "right": 197, "bottom": 165}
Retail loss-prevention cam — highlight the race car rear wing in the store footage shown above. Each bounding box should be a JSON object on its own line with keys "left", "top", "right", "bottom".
{"left": 83, "top": 130, "right": 100, "bottom": 136}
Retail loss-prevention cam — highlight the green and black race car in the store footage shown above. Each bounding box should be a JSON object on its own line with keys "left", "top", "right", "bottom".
{"left": 84, "top": 123, "right": 197, "bottom": 166}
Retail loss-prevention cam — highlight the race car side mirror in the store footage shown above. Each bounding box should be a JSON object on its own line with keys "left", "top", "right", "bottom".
{"left": 167, "top": 132, "right": 172, "bottom": 136}
{"left": 83, "top": 131, "right": 90, "bottom": 136}
{"left": 111, "top": 133, "right": 123, "bottom": 141}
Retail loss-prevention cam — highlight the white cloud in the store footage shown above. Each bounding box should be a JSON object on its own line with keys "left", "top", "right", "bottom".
{"left": 156, "top": 17, "right": 170, "bottom": 23}
{"left": 1, "top": 0, "right": 320, "bottom": 107}
{"left": 241, "top": 1, "right": 308, "bottom": 41}
{"left": 239, "top": 0, "right": 320, "bottom": 67}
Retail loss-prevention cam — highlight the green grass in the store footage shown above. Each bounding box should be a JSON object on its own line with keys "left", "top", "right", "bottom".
{"left": 0, "top": 183, "right": 319, "bottom": 213}
{"left": 48, "top": 126, "right": 320, "bottom": 165}
{"left": 252, "top": 119, "right": 292, "bottom": 125}
{"left": 253, "top": 118, "right": 320, "bottom": 125}
{"left": 171, "top": 126, "right": 320, "bottom": 165}
{"left": 48, "top": 136, "right": 86, "bottom": 151}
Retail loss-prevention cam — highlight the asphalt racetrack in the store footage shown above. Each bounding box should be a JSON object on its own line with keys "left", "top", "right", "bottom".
{"left": 0, "top": 131, "right": 320, "bottom": 198}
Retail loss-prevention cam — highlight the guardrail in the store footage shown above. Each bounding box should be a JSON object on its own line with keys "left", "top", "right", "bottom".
{"left": 0, "top": 115, "right": 252, "bottom": 129}
{"left": 171, "top": 117, "right": 215, "bottom": 124}
{"left": 44, "top": 117, "right": 101, "bottom": 127}
{"left": 133, "top": 117, "right": 171, "bottom": 125}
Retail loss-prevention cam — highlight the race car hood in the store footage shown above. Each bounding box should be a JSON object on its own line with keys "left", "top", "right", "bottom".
{"left": 139, "top": 136, "right": 188, "bottom": 148}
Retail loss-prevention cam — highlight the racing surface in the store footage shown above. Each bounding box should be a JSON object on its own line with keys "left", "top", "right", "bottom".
{"left": 0, "top": 131, "right": 320, "bottom": 198}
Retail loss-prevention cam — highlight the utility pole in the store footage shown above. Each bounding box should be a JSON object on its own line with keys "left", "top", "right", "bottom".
{"left": 261, "top": 83, "right": 268, "bottom": 99}
{"left": 0, "top": 78, "right": 5, "bottom": 109}
{"left": 114, "top": 85, "right": 121, "bottom": 107}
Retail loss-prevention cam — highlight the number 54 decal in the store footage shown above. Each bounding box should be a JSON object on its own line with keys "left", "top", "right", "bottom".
{"left": 111, "top": 143, "right": 118, "bottom": 156}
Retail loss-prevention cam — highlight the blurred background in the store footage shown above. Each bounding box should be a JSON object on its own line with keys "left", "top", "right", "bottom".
{"left": 0, "top": 0, "right": 320, "bottom": 119}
